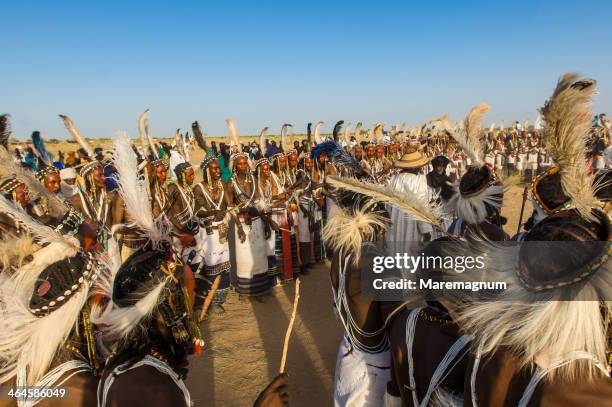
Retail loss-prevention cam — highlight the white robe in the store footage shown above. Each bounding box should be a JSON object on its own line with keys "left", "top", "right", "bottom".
{"left": 385, "top": 173, "right": 433, "bottom": 257}
{"left": 334, "top": 336, "right": 390, "bottom": 407}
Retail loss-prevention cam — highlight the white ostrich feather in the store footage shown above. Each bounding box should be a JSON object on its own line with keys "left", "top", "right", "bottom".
{"left": 138, "top": 108, "right": 158, "bottom": 158}
{"left": 373, "top": 123, "right": 384, "bottom": 144}
{"left": 342, "top": 122, "right": 352, "bottom": 145}
{"left": 112, "top": 131, "right": 167, "bottom": 245}
{"left": 450, "top": 103, "right": 489, "bottom": 166}
{"left": 430, "top": 114, "right": 453, "bottom": 133}
{"left": 259, "top": 126, "right": 269, "bottom": 154}
{"left": 321, "top": 200, "right": 387, "bottom": 265}
{"left": 226, "top": 118, "right": 241, "bottom": 147}
{"left": 540, "top": 73, "right": 599, "bottom": 220}
{"left": 313, "top": 121, "right": 324, "bottom": 144}
{"left": 281, "top": 123, "right": 294, "bottom": 150}
{"left": 58, "top": 114, "right": 94, "bottom": 158}
{"left": 327, "top": 176, "right": 442, "bottom": 227}
{"left": 91, "top": 279, "right": 168, "bottom": 341}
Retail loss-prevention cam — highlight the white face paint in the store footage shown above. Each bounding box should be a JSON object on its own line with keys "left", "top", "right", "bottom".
{"left": 531, "top": 196, "right": 548, "bottom": 225}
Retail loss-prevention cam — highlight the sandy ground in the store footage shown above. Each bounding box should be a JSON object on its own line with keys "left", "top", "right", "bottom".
{"left": 186, "top": 265, "right": 342, "bottom": 407}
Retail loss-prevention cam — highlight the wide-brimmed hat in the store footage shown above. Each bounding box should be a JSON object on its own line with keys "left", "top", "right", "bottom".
{"left": 393, "top": 149, "right": 429, "bottom": 169}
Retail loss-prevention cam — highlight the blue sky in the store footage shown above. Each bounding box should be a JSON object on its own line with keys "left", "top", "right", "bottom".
{"left": 3, "top": 1, "right": 611, "bottom": 140}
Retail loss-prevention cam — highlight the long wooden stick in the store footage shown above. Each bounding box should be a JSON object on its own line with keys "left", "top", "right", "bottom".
{"left": 198, "top": 274, "right": 222, "bottom": 322}
{"left": 280, "top": 278, "right": 301, "bottom": 373}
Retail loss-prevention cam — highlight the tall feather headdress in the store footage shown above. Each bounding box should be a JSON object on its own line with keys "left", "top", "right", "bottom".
{"left": 430, "top": 114, "right": 453, "bottom": 133}
{"left": 31, "top": 131, "right": 53, "bottom": 166}
{"left": 534, "top": 114, "right": 543, "bottom": 131}
{"left": 281, "top": 123, "right": 294, "bottom": 151}
{"left": 540, "top": 73, "right": 599, "bottom": 220}
{"left": 332, "top": 120, "right": 344, "bottom": 143}
{"left": 313, "top": 121, "right": 324, "bottom": 144}
{"left": 191, "top": 121, "right": 208, "bottom": 153}
{"left": 58, "top": 114, "right": 94, "bottom": 159}
{"left": 138, "top": 109, "right": 158, "bottom": 159}
{"left": 342, "top": 122, "right": 353, "bottom": 145}
{"left": 225, "top": 118, "right": 241, "bottom": 148}
{"left": 373, "top": 123, "right": 384, "bottom": 144}
{"left": 174, "top": 128, "right": 186, "bottom": 159}
{"left": 450, "top": 103, "right": 490, "bottom": 166}
{"left": 111, "top": 131, "right": 168, "bottom": 246}
{"left": 258, "top": 126, "right": 269, "bottom": 155}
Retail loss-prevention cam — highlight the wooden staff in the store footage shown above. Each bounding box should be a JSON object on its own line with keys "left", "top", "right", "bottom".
{"left": 516, "top": 184, "right": 529, "bottom": 235}
{"left": 198, "top": 274, "right": 221, "bottom": 322}
{"left": 280, "top": 278, "right": 301, "bottom": 373}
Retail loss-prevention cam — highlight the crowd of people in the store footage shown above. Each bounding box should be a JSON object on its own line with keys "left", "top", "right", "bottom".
{"left": 0, "top": 73, "right": 610, "bottom": 406}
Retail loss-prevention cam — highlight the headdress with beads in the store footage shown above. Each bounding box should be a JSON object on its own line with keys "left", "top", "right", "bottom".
{"left": 0, "top": 193, "right": 105, "bottom": 386}
{"left": 36, "top": 165, "right": 60, "bottom": 182}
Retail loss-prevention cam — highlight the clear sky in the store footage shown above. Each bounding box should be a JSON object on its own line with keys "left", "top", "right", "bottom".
{"left": 3, "top": 0, "right": 611, "bottom": 140}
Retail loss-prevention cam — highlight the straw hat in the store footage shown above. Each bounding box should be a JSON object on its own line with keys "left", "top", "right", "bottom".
{"left": 393, "top": 148, "right": 429, "bottom": 169}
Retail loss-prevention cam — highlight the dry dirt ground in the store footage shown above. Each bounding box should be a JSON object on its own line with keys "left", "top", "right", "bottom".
{"left": 186, "top": 266, "right": 341, "bottom": 407}
{"left": 23, "top": 141, "right": 527, "bottom": 406}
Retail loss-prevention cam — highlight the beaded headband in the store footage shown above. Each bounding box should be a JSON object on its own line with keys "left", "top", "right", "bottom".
{"left": 0, "top": 174, "right": 22, "bottom": 194}
{"left": 80, "top": 161, "right": 102, "bottom": 178}
{"left": 30, "top": 252, "right": 101, "bottom": 317}
{"left": 36, "top": 166, "right": 60, "bottom": 181}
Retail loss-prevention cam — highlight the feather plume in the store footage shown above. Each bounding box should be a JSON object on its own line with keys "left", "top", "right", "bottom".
{"left": 523, "top": 119, "right": 529, "bottom": 132}
{"left": 0, "top": 114, "right": 10, "bottom": 151}
{"left": 322, "top": 201, "right": 387, "bottom": 265}
{"left": 138, "top": 109, "right": 158, "bottom": 159}
{"left": 91, "top": 279, "right": 167, "bottom": 340}
{"left": 540, "top": 73, "right": 598, "bottom": 220}
{"left": 191, "top": 121, "right": 208, "bottom": 153}
{"left": 450, "top": 103, "right": 489, "bottom": 166}
{"left": 174, "top": 128, "right": 186, "bottom": 159}
{"left": 326, "top": 176, "right": 442, "bottom": 227}
{"left": 31, "top": 131, "right": 53, "bottom": 166}
{"left": 430, "top": 114, "right": 453, "bottom": 132}
{"left": 534, "top": 114, "right": 543, "bottom": 131}
{"left": 281, "top": 123, "right": 294, "bottom": 151}
{"left": 489, "top": 122, "right": 495, "bottom": 133}
{"left": 58, "top": 114, "right": 94, "bottom": 159}
{"left": 354, "top": 122, "right": 363, "bottom": 143}
{"left": 373, "top": 123, "right": 384, "bottom": 144}
{"left": 112, "top": 131, "right": 167, "bottom": 245}
{"left": 259, "top": 126, "right": 269, "bottom": 155}
{"left": 311, "top": 141, "right": 365, "bottom": 177}
{"left": 499, "top": 120, "right": 505, "bottom": 131}
{"left": 313, "top": 121, "right": 324, "bottom": 144}
{"left": 342, "top": 122, "right": 352, "bottom": 145}
{"left": 225, "top": 118, "right": 241, "bottom": 147}
{"left": 332, "top": 120, "right": 344, "bottom": 142}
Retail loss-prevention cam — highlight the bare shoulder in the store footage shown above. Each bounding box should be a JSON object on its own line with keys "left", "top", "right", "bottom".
{"left": 104, "top": 365, "right": 187, "bottom": 407}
